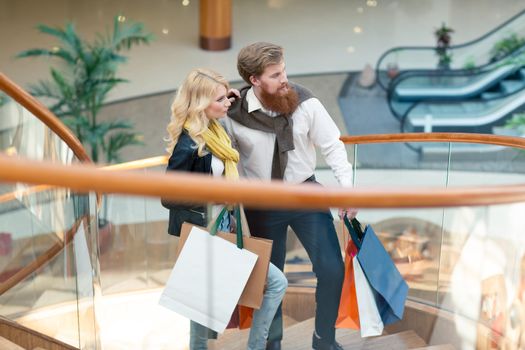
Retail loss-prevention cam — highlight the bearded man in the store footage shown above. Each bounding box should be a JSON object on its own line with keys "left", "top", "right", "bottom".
{"left": 225, "top": 42, "right": 357, "bottom": 350}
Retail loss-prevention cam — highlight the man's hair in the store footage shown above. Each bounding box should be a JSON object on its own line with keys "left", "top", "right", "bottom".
{"left": 237, "top": 42, "right": 283, "bottom": 84}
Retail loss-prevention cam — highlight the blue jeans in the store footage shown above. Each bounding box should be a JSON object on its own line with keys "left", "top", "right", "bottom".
{"left": 190, "top": 211, "right": 288, "bottom": 350}
{"left": 244, "top": 208, "right": 344, "bottom": 343}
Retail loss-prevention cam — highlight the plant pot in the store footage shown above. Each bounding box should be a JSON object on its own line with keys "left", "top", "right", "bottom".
{"left": 387, "top": 63, "right": 399, "bottom": 79}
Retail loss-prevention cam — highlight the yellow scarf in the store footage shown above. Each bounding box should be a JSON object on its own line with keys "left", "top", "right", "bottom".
{"left": 186, "top": 120, "right": 239, "bottom": 180}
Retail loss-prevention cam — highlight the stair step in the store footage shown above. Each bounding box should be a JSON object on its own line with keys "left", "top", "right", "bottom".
{"left": 412, "top": 345, "right": 455, "bottom": 350}
{"left": 336, "top": 329, "right": 427, "bottom": 350}
{"left": 214, "top": 316, "right": 428, "bottom": 349}
{"left": 284, "top": 318, "right": 426, "bottom": 349}
{"left": 0, "top": 336, "right": 26, "bottom": 350}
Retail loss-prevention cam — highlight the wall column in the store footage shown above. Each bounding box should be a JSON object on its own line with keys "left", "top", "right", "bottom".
{"left": 199, "top": 0, "right": 232, "bottom": 51}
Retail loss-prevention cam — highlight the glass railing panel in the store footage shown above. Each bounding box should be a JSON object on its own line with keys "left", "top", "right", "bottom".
{"left": 349, "top": 142, "right": 450, "bottom": 306}
{"left": 0, "top": 96, "right": 98, "bottom": 348}
{"left": 97, "top": 183, "right": 172, "bottom": 297}
{"left": 94, "top": 194, "right": 225, "bottom": 349}
{"left": 447, "top": 142, "right": 525, "bottom": 186}
{"left": 432, "top": 201, "right": 525, "bottom": 349}
{"left": 351, "top": 142, "right": 450, "bottom": 187}
{"left": 356, "top": 208, "right": 445, "bottom": 307}
{"left": 0, "top": 185, "right": 98, "bottom": 349}
{"left": 0, "top": 98, "right": 77, "bottom": 165}
{"left": 98, "top": 193, "right": 149, "bottom": 295}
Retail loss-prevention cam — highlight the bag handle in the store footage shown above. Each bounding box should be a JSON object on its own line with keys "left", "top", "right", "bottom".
{"left": 209, "top": 206, "right": 244, "bottom": 249}
{"left": 343, "top": 215, "right": 365, "bottom": 250}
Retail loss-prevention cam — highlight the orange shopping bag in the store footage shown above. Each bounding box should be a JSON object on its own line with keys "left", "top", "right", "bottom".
{"left": 227, "top": 305, "right": 254, "bottom": 330}
{"left": 335, "top": 224, "right": 360, "bottom": 329}
{"left": 239, "top": 305, "right": 254, "bottom": 329}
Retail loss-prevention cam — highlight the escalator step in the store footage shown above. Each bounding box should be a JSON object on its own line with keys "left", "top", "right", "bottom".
{"left": 500, "top": 80, "right": 523, "bottom": 94}
{"left": 481, "top": 92, "right": 503, "bottom": 100}
{"left": 520, "top": 68, "right": 525, "bottom": 80}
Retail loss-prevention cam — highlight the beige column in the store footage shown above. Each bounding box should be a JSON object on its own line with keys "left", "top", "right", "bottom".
{"left": 199, "top": 0, "right": 232, "bottom": 51}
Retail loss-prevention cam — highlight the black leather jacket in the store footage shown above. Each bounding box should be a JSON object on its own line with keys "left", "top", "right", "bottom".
{"left": 161, "top": 131, "right": 211, "bottom": 236}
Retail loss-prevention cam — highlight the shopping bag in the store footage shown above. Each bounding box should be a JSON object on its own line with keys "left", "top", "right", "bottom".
{"left": 353, "top": 255, "right": 384, "bottom": 337}
{"left": 159, "top": 211, "right": 258, "bottom": 333}
{"left": 345, "top": 216, "right": 408, "bottom": 326}
{"left": 335, "top": 225, "right": 360, "bottom": 329}
{"left": 227, "top": 305, "right": 254, "bottom": 330}
{"left": 179, "top": 206, "right": 273, "bottom": 309}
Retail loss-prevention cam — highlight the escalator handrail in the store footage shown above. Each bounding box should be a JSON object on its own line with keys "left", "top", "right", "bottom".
{"left": 375, "top": 8, "right": 525, "bottom": 90}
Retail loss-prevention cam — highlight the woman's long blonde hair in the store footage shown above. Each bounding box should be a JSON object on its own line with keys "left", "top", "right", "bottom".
{"left": 166, "top": 68, "right": 229, "bottom": 155}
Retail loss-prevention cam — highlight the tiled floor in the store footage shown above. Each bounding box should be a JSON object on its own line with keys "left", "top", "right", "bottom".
{"left": 1, "top": 0, "right": 524, "bottom": 101}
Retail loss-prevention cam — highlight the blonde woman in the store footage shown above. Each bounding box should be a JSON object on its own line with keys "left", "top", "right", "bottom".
{"left": 162, "top": 68, "right": 287, "bottom": 350}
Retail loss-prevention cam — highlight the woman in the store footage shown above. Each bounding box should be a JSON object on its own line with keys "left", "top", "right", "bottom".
{"left": 162, "top": 68, "right": 288, "bottom": 350}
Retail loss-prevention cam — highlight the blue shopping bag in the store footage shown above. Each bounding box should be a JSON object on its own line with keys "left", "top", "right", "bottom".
{"left": 344, "top": 216, "right": 408, "bottom": 325}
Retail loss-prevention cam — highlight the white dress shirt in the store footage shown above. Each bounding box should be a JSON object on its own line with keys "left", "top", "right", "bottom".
{"left": 224, "top": 87, "right": 353, "bottom": 187}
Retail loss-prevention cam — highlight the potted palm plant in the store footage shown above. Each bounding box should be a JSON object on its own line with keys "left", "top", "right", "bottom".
{"left": 18, "top": 16, "right": 153, "bottom": 252}
{"left": 17, "top": 15, "right": 153, "bottom": 164}
{"left": 434, "top": 22, "right": 454, "bottom": 69}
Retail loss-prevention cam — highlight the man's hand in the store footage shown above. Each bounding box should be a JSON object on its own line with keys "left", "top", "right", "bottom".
{"left": 338, "top": 208, "right": 358, "bottom": 220}
{"left": 227, "top": 88, "right": 240, "bottom": 103}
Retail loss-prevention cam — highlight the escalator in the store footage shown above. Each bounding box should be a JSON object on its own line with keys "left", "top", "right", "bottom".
{"left": 400, "top": 69, "right": 525, "bottom": 133}
{"left": 376, "top": 8, "right": 525, "bottom": 133}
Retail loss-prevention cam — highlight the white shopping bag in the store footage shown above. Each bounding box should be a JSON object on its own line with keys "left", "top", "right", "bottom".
{"left": 159, "top": 225, "right": 258, "bottom": 333}
{"left": 353, "top": 256, "right": 384, "bottom": 337}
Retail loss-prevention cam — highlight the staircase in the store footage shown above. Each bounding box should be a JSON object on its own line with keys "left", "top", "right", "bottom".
{"left": 214, "top": 317, "right": 454, "bottom": 349}
{"left": 0, "top": 317, "right": 77, "bottom": 350}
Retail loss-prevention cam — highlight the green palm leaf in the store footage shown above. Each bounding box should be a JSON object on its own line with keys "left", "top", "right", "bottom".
{"left": 18, "top": 15, "right": 152, "bottom": 163}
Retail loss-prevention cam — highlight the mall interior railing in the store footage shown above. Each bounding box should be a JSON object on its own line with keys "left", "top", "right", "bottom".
{"left": 3, "top": 72, "right": 525, "bottom": 349}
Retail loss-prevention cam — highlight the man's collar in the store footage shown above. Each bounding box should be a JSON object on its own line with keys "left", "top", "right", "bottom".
{"left": 246, "top": 87, "right": 264, "bottom": 113}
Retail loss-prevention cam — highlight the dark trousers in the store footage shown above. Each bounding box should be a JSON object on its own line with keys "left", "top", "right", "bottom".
{"left": 244, "top": 208, "right": 344, "bottom": 342}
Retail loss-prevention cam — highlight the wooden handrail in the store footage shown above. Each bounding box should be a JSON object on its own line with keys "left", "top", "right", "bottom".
{"left": 3, "top": 132, "right": 524, "bottom": 204}
{"left": 0, "top": 72, "right": 91, "bottom": 163}
{"left": 107, "top": 132, "right": 525, "bottom": 171}
{"left": 340, "top": 132, "right": 525, "bottom": 148}
{"left": 1, "top": 153, "right": 525, "bottom": 209}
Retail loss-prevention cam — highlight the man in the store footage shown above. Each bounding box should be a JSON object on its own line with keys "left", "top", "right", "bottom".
{"left": 225, "top": 42, "right": 357, "bottom": 350}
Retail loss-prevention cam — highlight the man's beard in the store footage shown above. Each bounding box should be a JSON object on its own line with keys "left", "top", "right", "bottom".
{"left": 259, "top": 84, "right": 299, "bottom": 116}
